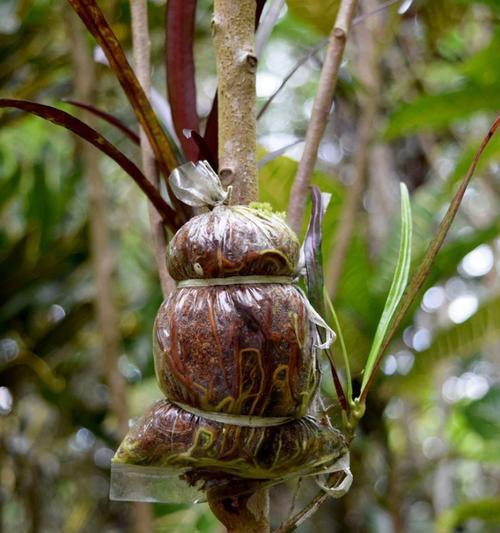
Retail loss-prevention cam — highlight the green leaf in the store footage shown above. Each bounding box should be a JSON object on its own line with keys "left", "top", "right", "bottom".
{"left": 385, "top": 85, "right": 500, "bottom": 139}
{"left": 324, "top": 288, "right": 352, "bottom": 405}
{"left": 359, "top": 117, "right": 499, "bottom": 402}
{"left": 436, "top": 498, "right": 500, "bottom": 533}
{"left": 359, "top": 183, "right": 412, "bottom": 395}
{"left": 387, "top": 295, "right": 500, "bottom": 396}
{"left": 462, "top": 386, "right": 500, "bottom": 441}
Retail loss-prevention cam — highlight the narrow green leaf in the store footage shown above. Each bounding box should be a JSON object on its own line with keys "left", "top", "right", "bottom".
{"left": 436, "top": 498, "right": 500, "bottom": 533}
{"left": 360, "top": 183, "right": 412, "bottom": 394}
{"left": 359, "top": 116, "right": 499, "bottom": 403}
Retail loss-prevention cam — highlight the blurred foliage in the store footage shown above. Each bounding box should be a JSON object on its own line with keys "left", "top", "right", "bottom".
{"left": 1, "top": 0, "right": 499, "bottom": 532}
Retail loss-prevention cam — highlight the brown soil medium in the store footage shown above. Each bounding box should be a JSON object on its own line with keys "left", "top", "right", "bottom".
{"left": 154, "top": 283, "right": 317, "bottom": 417}
{"left": 167, "top": 205, "right": 300, "bottom": 280}
{"left": 113, "top": 400, "right": 347, "bottom": 481}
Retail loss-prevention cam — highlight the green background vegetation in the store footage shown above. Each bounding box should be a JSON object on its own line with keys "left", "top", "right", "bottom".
{"left": 0, "top": 0, "right": 499, "bottom": 531}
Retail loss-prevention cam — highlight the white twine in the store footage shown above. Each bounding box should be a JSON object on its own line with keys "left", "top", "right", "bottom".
{"left": 171, "top": 400, "right": 293, "bottom": 427}
{"left": 314, "top": 452, "right": 353, "bottom": 498}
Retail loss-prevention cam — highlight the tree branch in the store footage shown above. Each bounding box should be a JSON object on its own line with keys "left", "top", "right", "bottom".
{"left": 213, "top": 0, "right": 258, "bottom": 204}
{"left": 66, "top": 8, "right": 152, "bottom": 533}
{"left": 325, "top": 0, "right": 384, "bottom": 297}
{"left": 287, "top": 0, "right": 359, "bottom": 235}
{"left": 130, "top": 0, "right": 175, "bottom": 298}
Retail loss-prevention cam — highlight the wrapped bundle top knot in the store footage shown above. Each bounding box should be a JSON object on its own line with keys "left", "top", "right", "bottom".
{"left": 167, "top": 161, "right": 300, "bottom": 280}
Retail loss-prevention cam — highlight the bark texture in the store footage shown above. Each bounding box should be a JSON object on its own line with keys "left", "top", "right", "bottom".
{"left": 130, "top": 0, "right": 175, "bottom": 298}
{"left": 209, "top": 1, "right": 267, "bottom": 530}
{"left": 213, "top": 0, "right": 258, "bottom": 204}
{"left": 287, "top": 0, "right": 359, "bottom": 235}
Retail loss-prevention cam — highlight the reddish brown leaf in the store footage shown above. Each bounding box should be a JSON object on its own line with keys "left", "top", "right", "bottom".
{"left": 64, "top": 99, "right": 140, "bottom": 145}
{"left": 203, "top": 94, "right": 219, "bottom": 172}
{"left": 184, "top": 130, "right": 217, "bottom": 170}
{"left": 66, "top": 0, "right": 190, "bottom": 221}
{"left": 0, "top": 99, "right": 181, "bottom": 230}
{"left": 165, "top": 0, "right": 199, "bottom": 161}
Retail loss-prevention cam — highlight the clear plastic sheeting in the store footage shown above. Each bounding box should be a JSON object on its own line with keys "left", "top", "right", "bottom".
{"left": 153, "top": 284, "right": 317, "bottom": 418}
{"left": 111, "top": 400, "right": 347, "bottom": 502}
{"left": 110, "top": 161, "right": 350, "bottom": 504}
{"left": 169, "top": 160, "right": 230, "bottom": 207}
{"left": 110, "top": 464, "right": 208, "bottom": 504}
{"left": 167, "top": 204, "right": 300, "bottom": 280}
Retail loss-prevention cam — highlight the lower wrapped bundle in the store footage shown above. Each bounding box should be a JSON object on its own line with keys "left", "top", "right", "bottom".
{"left": 112, "top": 400, "right": 347, "bottom": 501}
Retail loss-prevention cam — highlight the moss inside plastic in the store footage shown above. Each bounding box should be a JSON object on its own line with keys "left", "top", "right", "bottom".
{"left": 112, "top": 400, "right": 348, "bottom": 502}
{"left": 111, "top": 169, "right": 349, "bottom": 504}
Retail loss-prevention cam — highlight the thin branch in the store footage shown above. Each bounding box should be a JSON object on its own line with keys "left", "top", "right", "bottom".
{"left": 358, "top": 116, "right": 500, "bottom": 403}
{"left": 258, "top": 0, "right": 404, "bottom": 123}
{"left": 130, "top": 0, "right": 175, "bottom": 298}
{"left": 287, "top": 0, "right": 359, "bottom": 234}
{"left": 325, "top": 1, "right": 383, "bottom": 296}
{"left": 274, "top": 492, "right": 329, "bottom": 533}
{"left": 66, "top": 9, "right": 152, "bottom": 533}
{"left": 213, "top": 0, "right": 258, "bottom": 203}
{"left": 257, "top": 39, "right": 327, "bottom": 120}
{"left": 273, "top": 470, "right": 347, "bottom": 533}
{"left": 255, "top": 0, "right": 285, "bottom": 57}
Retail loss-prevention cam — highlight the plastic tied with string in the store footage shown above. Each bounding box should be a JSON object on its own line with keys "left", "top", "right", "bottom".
{"left": 110, "top": 160, "right": 351, "bottom": 504}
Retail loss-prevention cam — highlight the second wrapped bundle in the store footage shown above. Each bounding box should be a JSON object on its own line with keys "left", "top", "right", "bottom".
{"left": 154, "top": 203, "right": 318, "bottom": 418}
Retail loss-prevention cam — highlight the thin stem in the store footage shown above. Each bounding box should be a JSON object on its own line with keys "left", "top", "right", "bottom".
{"left": 258, "top": 0, "right": 403, "bottom": 123}
{"left": 257, "top": 39, "right": 328, "bottom": 120}
{"left": 273, "top": 492, "right": 329, "bottom": 533}
{"left": 66, "top": 8, "right": 152, "bottom": 533}
{"left": 130, "top": 0, "right": 175, "bottom": 298}
{"left": 358, "top": 116, "right": 500, "bottom": 404}
{"left": 324, "top": 288, "right": 352, "bottom": 405}
{"left": 213, "top": 0, "right": 258, "bottom": 204}
{"left": 287, "top": 0, "right": 359, "bottom": 235}
{"left": 325, "top": 0, "right": 383, "bottom": 296}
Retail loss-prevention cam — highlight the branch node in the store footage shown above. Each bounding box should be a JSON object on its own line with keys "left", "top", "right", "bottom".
{"left": 245, "top": 53, "right": 258, "bottom": 72}
{"left": 334, "top": 27, "right": 346, "bottom": 39}
{"left": 220, "top": 166, "right": 236, "bottom": 185}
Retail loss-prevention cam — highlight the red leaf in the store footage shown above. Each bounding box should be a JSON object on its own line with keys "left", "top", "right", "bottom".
{"left": 203, "top": 94, "right": 219, "bottom": 172}
{"left": 184, "top": 129, "right": 217, "bottom": 170}
{"left": 64, "top": 99, "right": 140, "bottom": 145}
{"left": 0, "top": 99, "right": 181, "bottom": 230}
{"left": 165, "top": 0, "right": 199, "bottom": 162}
{"left": 66, "top": 1, "right": 185, "bottom": 215}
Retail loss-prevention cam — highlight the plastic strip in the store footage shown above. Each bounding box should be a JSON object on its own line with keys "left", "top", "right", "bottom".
{"left": 177, "top": 275, "right": 293, "bottom": 288}
{"left": 171, "top": 400, "right": 293, "bottom": 427}
{"left": 315, "top": 452, "right": 353, "bottom": 498}
{"left": 169, "top": 160, "right": 229, "bottom": 207}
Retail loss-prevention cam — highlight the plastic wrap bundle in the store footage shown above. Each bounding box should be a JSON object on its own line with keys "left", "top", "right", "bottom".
{"left": 111, "top": 162, "right": 351, "bottom": 503}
